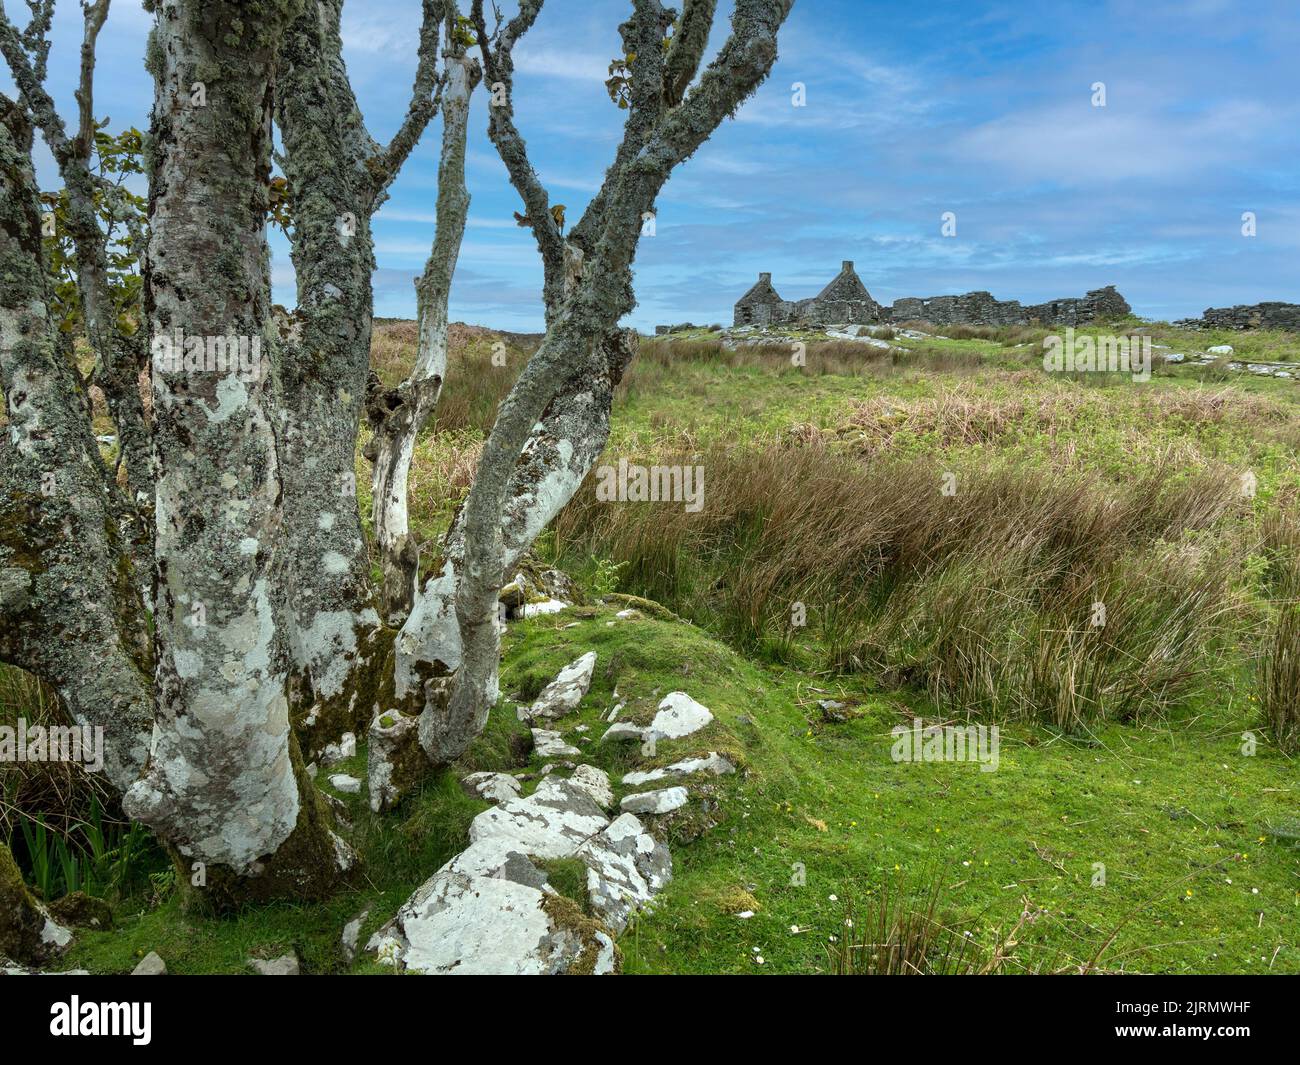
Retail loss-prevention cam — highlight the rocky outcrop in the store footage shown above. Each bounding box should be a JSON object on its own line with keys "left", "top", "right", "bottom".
{"left": 368, "top": 649, "right": 731, "bottom": 974}
{"left": 368, "top": 775, "right": 664, "bottom": 974}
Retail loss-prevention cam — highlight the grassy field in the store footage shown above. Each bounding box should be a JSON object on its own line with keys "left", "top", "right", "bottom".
{"left": 9, "top": 317, "right": 1300, "bottom": 974}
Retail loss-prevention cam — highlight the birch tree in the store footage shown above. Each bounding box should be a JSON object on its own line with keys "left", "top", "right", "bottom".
{"left": 406, "top": 0, "right": 795, "bottom": 765}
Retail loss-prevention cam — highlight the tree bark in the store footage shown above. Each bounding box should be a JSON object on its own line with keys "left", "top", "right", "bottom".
{"left": 122, "top": 0, "right": 350, "bottom": 906}
{"left": 273, "top": 0, "right": 451, "bottom": 752}
{"left": 368, "top": 52, "right": 479, "bottom": 626}
{"left": 0, "top": 95, "right": 153, "bottom": 795}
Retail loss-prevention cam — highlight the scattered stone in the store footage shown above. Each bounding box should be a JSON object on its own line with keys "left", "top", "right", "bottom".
{"left": 341, "top": 908, "right": 371, "bottom": 965}
{"left": 623, "top": 752, "right": 736, "bottom": 786}
{"left": 601, "top": 721, "right": 645, "bottom": 745}
{"left": 577, "top": 813, "right": 672, "bottom": 933}
{"left": 614, "top": 608, "right": 642, "bottom": 620}
{"left": 606, "top": 701, "right": 625, "bottom": 722}
{"left": 521, "top": 599, "right": 568, "bottom": 618}
{"left": 328, "top": 773, "right": 362, "bottom": 795}
{"left": 249, "top": 953, "right": 300, "bottom": 975}
{"left": 320, "top": 731, "right": 357, "bottom": 765}
{"left": 527, "top": 652, "right": 597, "bottom": 720}
{"left": 569, "top": 765, "right": 614, "bottom": 810}
{"left": 461, "top": 771, "right": 524, "bottom": 805}
{"left": 1163, "top": 352, "right": 1186, "bottom": 363}
{"left": 1207, "top": 344, "right": 1234, "bottom": 355}
{"left": 532, "top": 728, "right": 581, "bottom": 758}
{"left": 471, "top": 779, "right": 609, "bottom": 858}
{"left": 650, "top": 692, "right": 714, "bottom": 739}
{"left": 368, "top": 708, "right": 426, "bottom": 813}
{"left": 306, "top": 761, "right": 318, "bottom": 779}
{"left": 132, "top": 951, "right": 167, "bottom": 975}
{"left": 620, "top": 786, "right": 689, "bottom": 815}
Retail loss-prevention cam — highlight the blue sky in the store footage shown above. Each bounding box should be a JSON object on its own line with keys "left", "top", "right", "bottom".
{"left": 8, "top": 0, "right": 1299, "bottom": 330}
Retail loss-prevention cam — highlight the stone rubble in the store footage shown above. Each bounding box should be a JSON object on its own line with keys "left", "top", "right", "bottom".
{"left": 366, "top": 659, "right": 726, "bottom": 975}
{"left": 526, "top": 652, "right": 597, "bottom": 721}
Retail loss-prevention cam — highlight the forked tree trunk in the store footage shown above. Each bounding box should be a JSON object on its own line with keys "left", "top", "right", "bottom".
{"left": 123, "top": 0, "right": 349, "bottom": 908}
{"left": 412, "top": 0, "right": 793, "bottom": 767}
{"left": 369, "top": 52, "right": 479, "bottom": 626}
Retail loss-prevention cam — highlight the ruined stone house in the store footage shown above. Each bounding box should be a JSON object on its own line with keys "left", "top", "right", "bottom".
{"left": 733, "top": 262, "right": 1132, "bottom": 328}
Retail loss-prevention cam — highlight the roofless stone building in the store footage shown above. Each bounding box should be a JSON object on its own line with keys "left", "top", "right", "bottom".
{"left": 733, "top": 262, "right": 1131, "bottom": 329}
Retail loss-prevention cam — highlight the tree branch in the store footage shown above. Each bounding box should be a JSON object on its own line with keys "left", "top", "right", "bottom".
{"left": 75, "top": 0, "right": 109, "bottom": 158}
{"left": 369, "top": 0, "right": 449, "bottom": 197}
{"left": 662, "top": 0, "right": 716, "bottom": 107}
{"left": 470, "top": 0, "right": 567, "bottom": 309}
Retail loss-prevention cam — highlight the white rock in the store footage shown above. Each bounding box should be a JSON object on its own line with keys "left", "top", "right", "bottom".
{"left": 577, "top": 813, "right": 672, "bottom": 933}
{"left": 369, "top": 869, "right": 602, "bottom": 975}
{"left": 132, "top": 951, "right": 166, "bottom": 975}
{"left": 320, "top": 731, "right": 356, "bottom": 765}
{"left": 601, "top": 721, "right": 645, "bottom": 744}
{"left": 527, "top": 651, "right": 597, "bottom": 720}
{"left": 470, "top": 778, "right": 610, "bottom": 859}
{"left": 461, "top": 771, "right": 524, "bottom": 804}
{"left": 341, "top": 908, "right": 370, "bottom": 965}
{"left": 568, "top": 765, "right": 614, "bottom": 810}
{"left": 1208, "top": 344, "right": 1234, "bottom": 355}
{"left": 328, "top": 773, "right": 362, "bottom": 794}
{"left": 249, "top": 953, "right": 299, "bottom": 975}
{"left": 521, "top": 599, "right": 568, "bottom": 618}
{"left": 620, "top": 786, "right": 689, "bottom": 815}
{"left": 623, "top": 752, "right": 735, "bottom": 786}
{"left": 532, "top": 728, "right": 581, "bottom": 758}
{"left": 368, "top": 781, "right": 618, "bottom": 975}
{"left": 650, "top": 692, "right": 713, "bottom": 739}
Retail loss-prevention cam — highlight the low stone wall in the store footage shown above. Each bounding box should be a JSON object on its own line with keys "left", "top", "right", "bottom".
{"left": 887, "top": 286, "right": 1130, "bottom": 328}
{"left": 1192, "top": 303, "right": 1300, "bottom": 332}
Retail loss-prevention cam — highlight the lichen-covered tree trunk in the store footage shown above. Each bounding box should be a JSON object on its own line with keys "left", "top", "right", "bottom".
{"left": 273, "top": 0, "right": 388, "bottom": 753}
{"left": 369, "top": 52, "right": 478, "bottom": 626}
{"left": 0, "top": 97, "right": 152, "bottom": 794}
{"left": 0, "top": 1, "right": 155, "bottom": 568}
{"left": 413, "top": 0, "right": 794, "bottom": 767}
{"left": 0, "top": 842, "right": 71, "bottom": 965}
{"left": 122, "top": 0, "right": 349, "bottom": 907}
{"left": 271, "top": 0, "right": 452, "bottom": 752}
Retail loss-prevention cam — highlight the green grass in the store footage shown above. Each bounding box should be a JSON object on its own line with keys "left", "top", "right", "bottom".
{"left": 32, "top": 319, "right": 1300, "bottom": 974}
{"left": 502, "top": 610, "right": 1300, "bottom": 974}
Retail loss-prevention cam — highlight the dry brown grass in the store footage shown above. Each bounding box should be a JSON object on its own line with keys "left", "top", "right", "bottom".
{"left": 556, "top": 437, "right": 1253, "bottom": 727}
